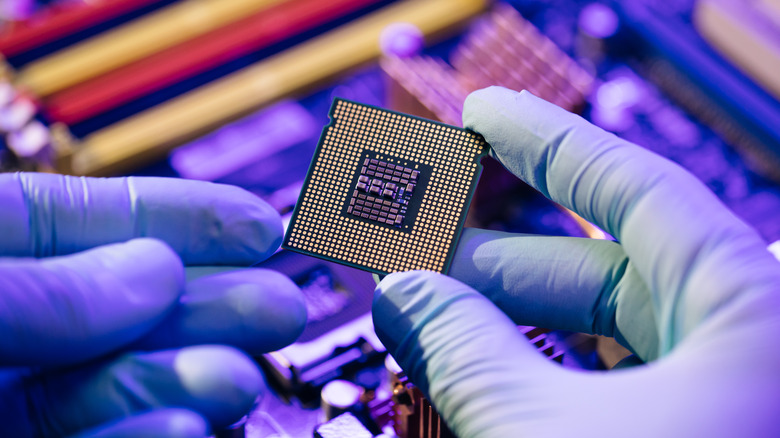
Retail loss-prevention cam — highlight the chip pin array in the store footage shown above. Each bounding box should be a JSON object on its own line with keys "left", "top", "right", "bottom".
{"left": 284, "top": 99, "right": 488, "bottom": 275}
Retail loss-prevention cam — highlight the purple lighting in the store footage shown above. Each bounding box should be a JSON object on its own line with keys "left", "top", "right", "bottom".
{"left": 169, "top": 101, "right": 316, "bottom": 182}
{"left": 379, "top": 22, "right": 425, "bottom": 58}
{"left": 579, "top": 3, "right": 619, "bottom": 39}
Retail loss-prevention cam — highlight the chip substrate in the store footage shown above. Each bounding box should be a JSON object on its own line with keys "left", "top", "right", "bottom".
{"left": 282, "top": 98, "right": 488, "bottom": 275}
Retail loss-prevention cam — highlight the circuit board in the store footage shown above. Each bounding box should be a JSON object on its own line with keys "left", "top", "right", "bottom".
{"left": 283, "top": 98, "right": 489, "bottom": 275}
{"left": 7, "top": 1, "right": 780, "bottom": 437}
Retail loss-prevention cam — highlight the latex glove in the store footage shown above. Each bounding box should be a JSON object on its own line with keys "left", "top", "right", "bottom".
{"left": 0, "top": 173, "right": 306, "bottom": 437}
{"left": 373, "top": 87, "right": 780, "bottom": 437}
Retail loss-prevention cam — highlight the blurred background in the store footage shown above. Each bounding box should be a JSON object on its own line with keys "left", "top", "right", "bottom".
{"left": 1, "top": 0, "right": 779, "bottom": 436}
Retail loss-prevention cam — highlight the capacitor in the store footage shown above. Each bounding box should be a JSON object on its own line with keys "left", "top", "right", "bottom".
{"left": 0, "top": 98, "right": 36, "bottom": 133}
{"left": 578, "top": 3, "right": 619, "bottom": 40}
{"left": 321, "top": 379, "right": 364, "bottom": 421}
{"left": 379, "top": 22, "right": 424, "bottom": 58}
{"left": 7, "top": 121, "right": 50, "bottom": 158}
{"left": 385, "top": 354, "right": 403, "bottom": 375}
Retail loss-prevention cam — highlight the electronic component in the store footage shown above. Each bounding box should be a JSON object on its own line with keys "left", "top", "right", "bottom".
{"left": 16, "top": 0, "right": 291, "bottom": 97}
{"left": 694, "top": 0, "right": 780, "bottom": 102}
{"left": 371, "top": 327, "right": 563, "bottom": 438}
{"left": 169, "top": 100, "right": 317, "bottom": 183}
{"left": 43, "top": 0, "right": 388, "bottom": 124}
{"left": 346, "top": 153, "right": 428, "bottom": 230}
{"left": 283, "top": 98, "right": 489, "bottom": 275}
{"left": 380, "top": 3, "right": 604, "bottom": 240}
{"left": 321, "top": 380, "right": 365, "bottom": 421}
{"left": 385, "top": 361, "right": 455, "bottom": 438}
{"left": 13, "top": 3, "right": 780, "bottom": 438}
{"left": 314, "top": 412, "right": 373, "bottom": 438}
{"left": 451, "top": 3, "right": 593, "bottom": 111}
{"left": 256, "top": 251, "right": 385, "bottom": 406}
{"left": 0, "top": 0, "right": 163, "bottom": 57}
{"left": 47, "top": 0, "right": 487, "bottom": 176}
{"left": 381, "top": 3, "right": 594, "bottom": 126}
{"left": 611, "top": 0, "right": 780, "bottom": 182}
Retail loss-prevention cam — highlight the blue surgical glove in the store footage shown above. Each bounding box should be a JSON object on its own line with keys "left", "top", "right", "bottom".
{"left": 373, "top": 87, "right": 780, "bottom": 437}
{"left": 0, "top": 173, "right": 307, "bottom": 437}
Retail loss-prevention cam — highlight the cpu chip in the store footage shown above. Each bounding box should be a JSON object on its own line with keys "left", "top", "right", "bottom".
{"left": 282, "top": 98, "right": 488, "bottom": 275}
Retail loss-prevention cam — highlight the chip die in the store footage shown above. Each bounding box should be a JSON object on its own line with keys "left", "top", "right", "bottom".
{"left": 282, "top": 98, "right": 488, "bottom": 275}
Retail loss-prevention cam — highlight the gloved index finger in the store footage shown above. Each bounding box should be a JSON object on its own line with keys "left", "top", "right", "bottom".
{"left": 463, "top": 87, "right": 780, "bottom": 354}
{"left": 0, "top": 238, "right": 182, "bottom": 366}
{"left": 0, "top": 173, "right": 282, "bottom": 266}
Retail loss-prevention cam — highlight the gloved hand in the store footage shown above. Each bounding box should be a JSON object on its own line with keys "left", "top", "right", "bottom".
{"left": 0, "top": 173, "right": 306, "bottom": 437}
{"left": 372, "top": 87, "right": 780, "bottom": 437}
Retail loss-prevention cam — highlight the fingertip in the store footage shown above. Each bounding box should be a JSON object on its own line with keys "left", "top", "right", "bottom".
{"left": 128, "top": 178, "right": 283, "bottom": 266}
{"left": 463, "top": 86, "right": 586, "bottom": 199}
{"left": 463, "top": 84, "right": 514, "bottom": 107}
{"left": 104, "top": 238, "right": 185, "bottom": 305}
{"left": 194, "top": 268, "right": 306, "bottom": 352}
{"left": 462, "top": 86, "right": 524, "bottom": 129}
{"left": 224, "top": 269, "right": 307, "bottom": 351}
{"left": 132, "top": 268, "right": 306, "bottom": 354}
{"left": 90, "top": 237, "right": 185, "bottom": 323}
{"left": 463, "top": 86, "right": 538, "bottom": 111}
{"left": 373, "top": 270, "right": 442, "bottom": 310}
{"left": 269, "top": 270, "right": 308, "bottom": 345}
{"left": 161, "top": 409, "right": 210, "bottom": 438}
{"left": 172, "top": 345, "right": 262, "bottom": 428}
{"left": 374, "top": 270, "right": 462, "bottom": 299}
{"left": 372, "top": 269, "right": 559, "bottom": 419}
{"left": 372, "top": 270, "right": 474, "bottom": 354}
{"left": 463, "top": 87, "right": 554, "bottom": 140}
{"left": 220, "top": 184, "right": 284, "bottom": 264}
{"left": 70, "top": 409, "right": 209, "bottom": 438}
{"left": 187, "top": 182, "right": 283, "bottom": 265}
{"left": 450, "top": 227, "right": 499, "bottom": 269}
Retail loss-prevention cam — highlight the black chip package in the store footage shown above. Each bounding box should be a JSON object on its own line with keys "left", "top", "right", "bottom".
{"left": 282, "top": 98, "right": 489, "bottom": 275}
{"left": 344, "top": 151, "right": 430, "bottom": 232}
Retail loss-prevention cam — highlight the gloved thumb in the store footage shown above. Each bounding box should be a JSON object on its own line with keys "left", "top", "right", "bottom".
{"left": 372, "top": 271, "right": 576, "bottom": 437}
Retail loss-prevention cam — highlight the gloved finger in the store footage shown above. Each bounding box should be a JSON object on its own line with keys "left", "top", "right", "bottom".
{"left": 463, "top": 87, "right": 780, "bottom": 353}
{"left": 0, "top": 238, "right": 182, "bottom": 367}
{"left": 372, "top": 274, "right": 780, "bottom": 437}
{"left": 184, "top": 266, "right": 245, "bottom": 282}
{"left": 0, "top": 345, "right": 261, "bottom": 438}
{"left": 451, "top": 228, "right": 659, "bottom": 360}
{"left": 373, "top": 271, "right": 577, "bottom": 437}
{"left": 0, "top": 173, "right": 282, "bottom": 265}
{"left": 131, "top": 268, "right": 306, "bottom": 355}
{"left": 68, "top": 408, "right": 209, "bottom": 438}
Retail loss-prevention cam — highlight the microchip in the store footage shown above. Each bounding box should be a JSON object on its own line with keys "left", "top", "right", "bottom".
{"left": 282, "top": 98, "right": 488, "bottom": 275}
{"left": 345, "top": 152, "right": 430, "bottom": 230}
